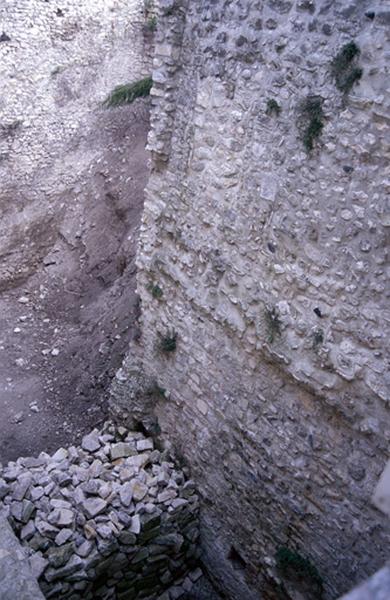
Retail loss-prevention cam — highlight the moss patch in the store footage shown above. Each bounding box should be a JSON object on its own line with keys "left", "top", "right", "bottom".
{"left": 331, "top": 41, "right": 363, "bottom": 94}
{"left": 298, "top": 96, "right": 325, "bottom": 152}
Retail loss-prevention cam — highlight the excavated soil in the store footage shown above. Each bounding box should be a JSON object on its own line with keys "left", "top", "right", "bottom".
{"left": 0, "top": 103, "right": 149, "bottom": 463}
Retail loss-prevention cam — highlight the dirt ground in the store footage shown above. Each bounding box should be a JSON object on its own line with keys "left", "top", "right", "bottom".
{"left": 0, "top": 103, "right": 149, "bottom": 464}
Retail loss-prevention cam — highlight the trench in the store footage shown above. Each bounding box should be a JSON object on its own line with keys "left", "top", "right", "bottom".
{"left": 0, "top": 0, "right": 150, "bottom": 463}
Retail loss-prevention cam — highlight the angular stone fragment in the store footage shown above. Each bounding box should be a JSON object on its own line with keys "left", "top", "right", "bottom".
{"left": 0, "top": 478, "right": 10, "bottom": 499}
{"left": 170, "top": 498, "right": 188, "bottom": 510}
{"left": 131, "top": 481, "right": 148, "bottom": 502}
{"left": 30, "top": 486, "right": 45, "bottom": 501}
{"left": 3, "top": 466, "right": 20, "bottom": 482}
{"left": 82, "top": 497, "right": 107, "bottom": 519}
{"left": 10, "top": 499, "right": 35, "bottom": 523}
{"left": 136, "top": 439, "right": 154, "bottom": 452}
{"left": 82, "top": 430, "right": 101, "bottom": 453}
{"left": 48, "top": 508, "right": 74, "bottom": 527}
{"left": 129, "top": 514, "right": 141, "bottom": 534}
{"left": 47, "top": 543, "right": 74, "bottom": 568}
{"left": 21, "top": 456, "right": 47, "bottom": 469}
{"left": 110, "top": 443, "right": 136, "bottom": 460}
{"left": 45, "top": 555, "right": 84, "bottom": 582}
{"left": 126, "top": 453, "right": 150, "bottom": 470}
{"left": 12, "top": 475, "right": 32, "bottom": 501}
{"left": 51, "top": 448, "right": 68, "bottom": 462}
{"left": 157, "top": 489, "right": 177, "bottom": 503}
{"left": 36, "top": 520, "right": 59, "bottom": 538}
{"left": 20, "top": 520, "right": 36, "bottom": 540}
{"left": 76, "top": 540, "right": 94, "bottom": 558}
{"left": 81, "top": 480, "right": 101, "bottom": 495}
{"left": 118, "top": 531, "right": 137, "bottom": 545}
{"left": 132, "top": 547, "right": 149, "bottom": 564}
{"left": 84, "top": 522, "right": 97, "bottom": 539}
{"left": 119, "top": 483, "right": 133, "bottom": 507}
{"left": 50, "top": 499, "right": 72, "bottom": 510}
{"left": 55, "top": 528, "right": 74, "bottom": 546}
{"left": 29, "top": 552, "right": 48, "bottom": 579}
{"left": 96, "top": 524, "right": 112, "bottom": 539}
{"left": 98, "top": 482, "right": 112, "bottom": 499}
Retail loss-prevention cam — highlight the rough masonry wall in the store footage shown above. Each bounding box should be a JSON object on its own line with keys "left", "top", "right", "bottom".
{"left": 135, "top": 1, "right": 390, "bottom": 599}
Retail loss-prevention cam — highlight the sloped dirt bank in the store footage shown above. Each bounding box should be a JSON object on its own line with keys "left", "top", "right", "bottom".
{"left": 0, "top": 105, "right": 149, "bottom": 463}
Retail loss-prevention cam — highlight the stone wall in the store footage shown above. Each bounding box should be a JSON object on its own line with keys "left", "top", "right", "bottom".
{"left": 134, "top": 1, "right": 390, "bottom": 599}
{"left": 0, "top": 422, "right": 200, "bottom": 599}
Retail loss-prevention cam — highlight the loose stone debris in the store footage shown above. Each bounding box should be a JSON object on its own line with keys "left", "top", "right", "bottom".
{"left": 0, "top": 422, "right": 201, "bottom": 599}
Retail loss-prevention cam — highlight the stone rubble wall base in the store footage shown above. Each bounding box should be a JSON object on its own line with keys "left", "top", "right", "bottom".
{"left": 0, "top": 422, "right": 200, "bottom": 599}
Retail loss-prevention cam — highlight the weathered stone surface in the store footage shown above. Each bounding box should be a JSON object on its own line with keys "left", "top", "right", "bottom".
{"left": 81, "top": 498, "right": 107, "bottom": 519}
{"left": 81, "top": 431, "right": 101, "bottom": 454}
{"left": 47, "top": 543, "right": 75, "bottom": 568}
{"left": 132, "top": 481, "right": 148, "bottom": 502}
{"left": 338, "top": 564, "right": 390, "bottom": 600}
{"left": 127, "top": 1, "right": 390, "bottom": 599}
{"left": 119, "top": 483, "right": 133, "bottom": 507}
{"left": 54, "top": 529, "right": 74, "bottom": 546}
{"left": 48, "top": 508, "right": 75, "bottom": 528}
{"left": 111, "top": 443, "right": 136, "bottom": 460}
{"left": 0, "top": 518, "right": 44, "bottom": 599}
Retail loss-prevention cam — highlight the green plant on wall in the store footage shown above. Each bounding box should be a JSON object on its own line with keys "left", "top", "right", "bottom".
{"left": 331, "top": 41, "right": 363, "bottom": 94}
{"left": 275, "top": 547, "right": 324, "bottom": 597}
{"left": 266, "top": 98, "right": 281, "bottom": 116}
{"left": 103, "top": 77, "right": 153, "bottom": 108}
{"left": 298, "top": 96, "right": 325, "bottom": 152}
{"left": 147, "top": 283, "right": 163, "bottom": 300}
{"left": 159, "top": 330, "right": 177, "bottom": 353}
{"left": 146, "top": 16, "right": 157, "bottom": 31}
{"left": 312, "top": 328, "right": 324, "bottom": 350}
{"left": 265, "top": 306, "right": 282, "bottom": 343}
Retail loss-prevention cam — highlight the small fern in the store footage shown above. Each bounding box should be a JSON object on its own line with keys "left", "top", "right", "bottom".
{"left": 103, "top": 77, "right": 153, "bottom": 108}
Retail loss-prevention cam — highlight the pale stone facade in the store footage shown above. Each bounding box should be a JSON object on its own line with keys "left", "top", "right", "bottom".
{"left": 134, "top": 1, "right": 390, "bottom": 598}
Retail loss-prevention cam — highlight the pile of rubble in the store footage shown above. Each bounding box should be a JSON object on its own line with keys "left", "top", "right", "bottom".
{"left": 0, "top": 422, "right": 200, "bottom": 599}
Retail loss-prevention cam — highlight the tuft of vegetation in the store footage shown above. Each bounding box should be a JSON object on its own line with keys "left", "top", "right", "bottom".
{"left": 148, "top": 283, "right": 163, "bottom": 300}
{"left": 103, "top": 77, "right": 153, "bottom": 108}
{"left": 266, "top": 98, "right": 281, "bottom": 116}
{"left": 146, "top": 16, "right": 157, "bottom": 31}
{"left": 145, "top": 380, "right": 167, "bottom": 398}
{"left": 159, "top": 331, "right": 177, "bottom": 353}
{"left": 299, "top": 96, "right": 325, "bottom": 152}
{"left": 265, "top": 306, "right": 282, "bottom": 344}
{"left": 312, "top": 328, "right": 324, "bottom": 350}
{"left": 276, "top": 547, "right": 323, "bottom": 595}
{"left": 331, "top": 41, "right": 363, "bottom": 94}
